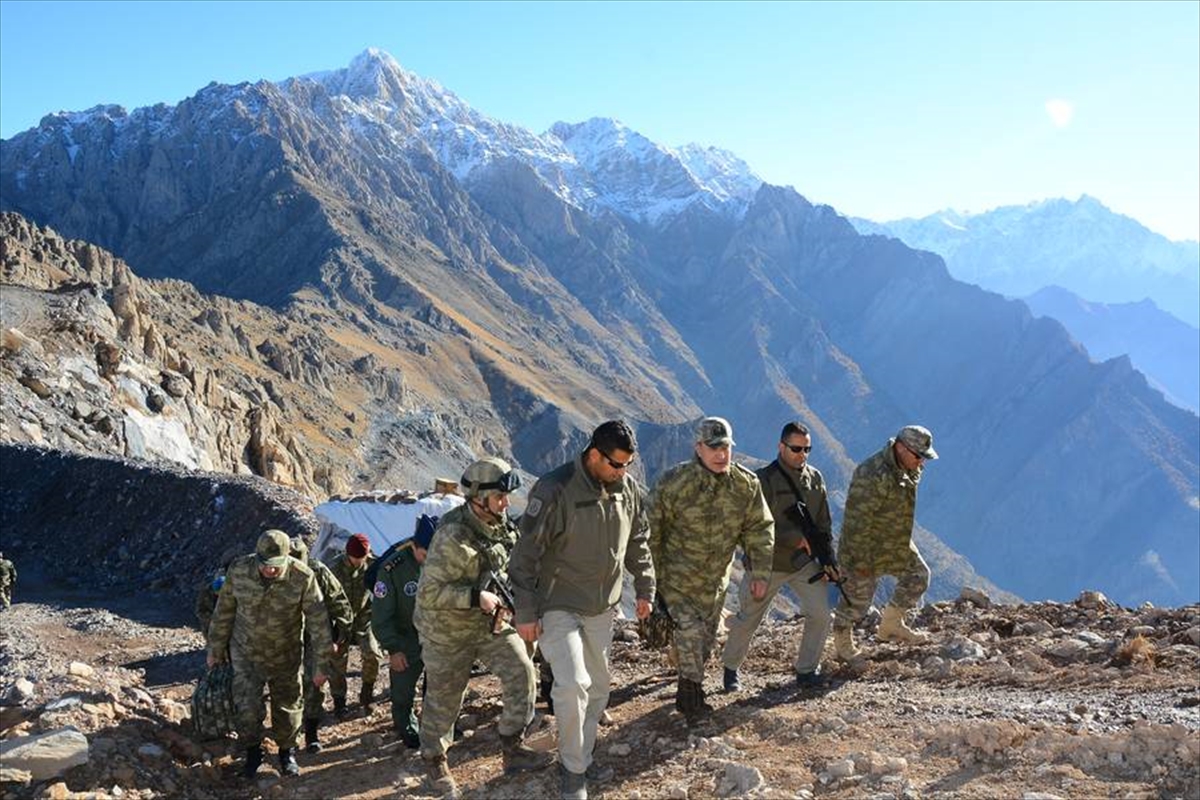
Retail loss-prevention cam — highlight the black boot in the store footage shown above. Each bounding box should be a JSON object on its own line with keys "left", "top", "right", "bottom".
{"left": 304, "top": 717, "right": 321, "bottom": 753}
{"left": 242, "top": 745, "right": 263, "bottom": 779}
{"left": 723, "top": 666, "right": 742, "bottom": 692}
{"left": 279, "top": 747, "right": 300, "bottom": 777}
{"left": 333, "top": 695, "right": 347, "bottom": 719}
{"left": 359, "top": 685, "right": 374, "bottom": 714}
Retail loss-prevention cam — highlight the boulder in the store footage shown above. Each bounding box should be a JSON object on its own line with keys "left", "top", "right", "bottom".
{"left": 0, "top": 728, "right": 90, "bottom": 780}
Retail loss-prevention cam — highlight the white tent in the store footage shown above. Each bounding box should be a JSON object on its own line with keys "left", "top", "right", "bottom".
{"left": 312, "top": 492, "right": 464, "bottom": 563}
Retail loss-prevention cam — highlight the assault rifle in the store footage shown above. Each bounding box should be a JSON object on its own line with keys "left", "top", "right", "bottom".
{"left": 788, "top": 497, "right": 850, "bottom": 605}
{"left": 480, "top": 569, "right": 516, "bottom": 635}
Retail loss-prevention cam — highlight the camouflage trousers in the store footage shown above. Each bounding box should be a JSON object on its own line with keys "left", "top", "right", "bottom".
{"left": 0, "top": 587, "right": 10, "bottom": 609}
{"left": 329, "top": 629, "right": 383, "bottom": 700}
{"left": 418, "top": 630, "right": 536, "bottom": 759}
{"left": 668, "top": 593, "right": 727, "bottom": 683}
{"left": 230, "top": 651, "right": 303, "bottom": 749}
{"left": 833, "top": 545, "right": 931, "bottom": 630}
{"left": 302, "top": 634, "right": 330, "bottom": 718}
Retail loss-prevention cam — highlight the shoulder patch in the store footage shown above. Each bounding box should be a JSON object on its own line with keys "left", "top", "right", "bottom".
{"left": 403, "top": 580, "right": 419, "bottom": 597}
{"left": 525, "top": 497, "right": 543, "bottom": 517}
{"left": 372, "top": 580, "right": 388, "bottom": 599}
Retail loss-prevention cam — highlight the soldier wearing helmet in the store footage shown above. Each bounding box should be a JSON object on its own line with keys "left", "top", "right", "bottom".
{"left": 414, "top": 457, "right": 553, "bottom": 797}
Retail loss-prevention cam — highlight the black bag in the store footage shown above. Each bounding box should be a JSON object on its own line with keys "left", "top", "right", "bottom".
{"left": 190, "top": 664, "right": 237, "bottom": 740}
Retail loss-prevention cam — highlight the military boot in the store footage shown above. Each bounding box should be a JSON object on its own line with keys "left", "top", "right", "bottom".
{"left": 333, "top": 695, "right": 347, "bottom": 719}
{"left": 560, "top": 763, "right": 588, "bottom": 800}
{"left": 278, "top": 747, "right": 300, "bottom": 777}
{"left": 242, "top": 745, "right": 263, "bottom": 779}
{"left": 359, "top": 685, "right": 374, "bottom": 715}
{"left": 500, "top": 733, "right": 554, "bottom": 774}
{"left": 833, "top": 626, "right": 861, "bottom": 661}
{"left": 424, "top": 754, "right": 461, "bottom": 799}
{"left": 303, "top": 717, "right": 321, "bottom": 753}
{"left": 722, "top": 666, "right": 742, "bottom": 693}
{"left": 877, "top": 605, "right": 930, "bottom": 644}
{"left": 679, "top": 679, "right": 711, "bottom": 726}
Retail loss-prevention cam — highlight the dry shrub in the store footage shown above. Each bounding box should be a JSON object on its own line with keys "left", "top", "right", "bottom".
{"left": 1112, "top": 634, "right": 1156, "bottom": 668}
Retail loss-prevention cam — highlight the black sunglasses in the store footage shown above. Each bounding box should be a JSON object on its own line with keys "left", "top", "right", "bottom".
{"left": 784, "top": 444, "right": 812, "bottom": 454}
{"left": 601, "top": 451, "right": 634, "bottom": 470}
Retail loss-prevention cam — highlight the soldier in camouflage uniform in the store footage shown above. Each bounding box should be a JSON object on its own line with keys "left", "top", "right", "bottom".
{"left": 370, "top": 514, "right": 437, "bottom": 749}
{"left": 649, "top": 417, "right": 774, "bottom": 725}
{"left": 833, "top": 425, "right": 939, "bottom": 660}
{"left": 288, "top": 536, "right": 353, "bottom": 753}
{"left": 414, "top": 457, "right": 553, "bottom": 799}
{"left": 328, "top": 533, "right": 384, "bottom": 716}
{"left": 194, "top": 570, "right": 225, "bottom": 640}
{"left": 0, "top": 552, "right": 15, "bottom": 610}
{"left": 207, "top": 530, "right": 333, "bottom": 779}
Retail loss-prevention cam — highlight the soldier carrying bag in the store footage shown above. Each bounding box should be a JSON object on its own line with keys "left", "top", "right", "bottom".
{"left": 190, "top": 663, "right": 237, "bottom": 740}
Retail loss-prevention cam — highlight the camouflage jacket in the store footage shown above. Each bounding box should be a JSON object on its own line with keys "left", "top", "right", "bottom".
{"left": 0, "top": 559, "right": 15, "bottom": 586}
{"left": 649, "top": 459, "right": 774, "bottom": 617}
{"left": 510, "top": 455, "right": 655, "bottom": 625}
{"left": 309, "top": 557, "right": 353, "bottom": 644}
{"left": 837, "top": 439, "right": 924, "bottom": 574}
{"left": 414, "top": 503, "right": 519, "bottom": 647}
{"left": 757, "top": 460, "right": 834, "bottom": 573}
{"left": 207, "top": 554, "right": 333, "bottom": 675}
{"left": 370, "top": 542, "right": 422, "bottom": 658}
{"left": 329, "top": 552, "right": 375, "bottom": 638}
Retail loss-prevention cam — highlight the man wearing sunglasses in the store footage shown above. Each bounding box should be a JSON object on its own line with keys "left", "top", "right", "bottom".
{"left": 414, "top": 457, "right": 553, "bottom": 798}
{"left": 832, "top": 425, "right": 939, "bottom": 661}
{"left": 721, "top": 421, "right": 838, "bottom": 693}
{"left": 509, "top": 420, "right": 655, "bottom": 800}
{"left": 649, "top": 416, "right": 774, "bottom": 727}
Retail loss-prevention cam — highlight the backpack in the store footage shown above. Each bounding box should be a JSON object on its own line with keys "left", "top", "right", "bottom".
{"left": 190, "top": 664, "right": 237, "bottom": 740}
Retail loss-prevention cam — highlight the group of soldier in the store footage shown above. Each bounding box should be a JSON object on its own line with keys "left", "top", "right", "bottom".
{"left": 200, "top": 415, "right": 939, "bottom": 800}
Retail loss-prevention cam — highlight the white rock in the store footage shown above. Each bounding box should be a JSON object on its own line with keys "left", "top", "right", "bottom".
{"left": 1075, "top": 590, "right": 1110, "bottom": 609}
{"left": 827, "top": 759, "right": 855, "bottom": 779}
{"left": 959, "top": 587, "right": 992, "bottom": 608}
{"left": 68, "top": 661, "right": 95, "bottom": 678}
{"left": 1185, "top": 626, "right": 1199, "bottom": 646}
{"left": 669, "top": 785, "right": 689, "bottom": 799}
{"left": 718, "top": 762, "right": 764, "bottom": 796}
{"left": 1074, "top": 630, "right": 1107, "bottom": 645}
{"left": 11, "top": 678, "right": 36, "bottom": 703}
{"left": 609, "top": 743, "right": 632, "bottom": 757}
{"left": 0, "top": 729, "right": 89, "bottom": 780}
{"left": 1022, "top": 793, "right": 1065, "bottom": 800}
{"left": 1046, "top": 639, "right": 1090, "bottom": 660}
{"left": 45, "top": 696, "right": 82, "bottom": 711}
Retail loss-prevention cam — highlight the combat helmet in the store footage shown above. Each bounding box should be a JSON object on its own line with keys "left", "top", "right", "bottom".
{"left": 460, "top": 457, "right": 521, "bottom": 499}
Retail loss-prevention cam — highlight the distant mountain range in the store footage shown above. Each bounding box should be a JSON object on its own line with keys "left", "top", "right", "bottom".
{"left": 2, "top": 49, "right": 1196, "bottom": 606}
{"left": 851, "top": 196, "right": 1200, "bottom": 327}
{"left": 1022, "top": 287, "right": 1198, "bottom": 413}
{"left": 852, "top": 198, "right": 1200, "bottom": 414}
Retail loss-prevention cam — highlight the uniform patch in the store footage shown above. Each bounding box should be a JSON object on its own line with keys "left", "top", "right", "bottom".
{"left": 403, "top": 580, "right": 419, "bottom": 597}
{"left": 373, "top": 580, "right": 388, "bottom": 598}
{"left": 525, "top": 497, "right": 543, "bottom": 517}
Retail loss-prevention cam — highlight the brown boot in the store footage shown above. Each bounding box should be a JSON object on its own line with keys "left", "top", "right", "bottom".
{"left": 877, "top": 605, "right": 930, "bottom": 644}
{"left": 359, "top": 685, "right": 374, "bottom": 715}
{"left": 499, "top": 733, "right": 553, "bottom": 774}
{"left": 833, "top": 626, "right": 861, "bottom": 661}
{"left": 424, "top": 754, "right": 460, "bottom": 800}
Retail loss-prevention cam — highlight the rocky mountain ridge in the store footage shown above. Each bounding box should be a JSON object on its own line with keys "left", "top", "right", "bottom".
{"left": 2, "top": 50, "right": 1197, "bottom": 608}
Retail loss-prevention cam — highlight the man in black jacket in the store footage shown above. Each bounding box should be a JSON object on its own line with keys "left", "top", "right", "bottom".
{"left": 720, "top": 421, "right": 840, "bottom": 691}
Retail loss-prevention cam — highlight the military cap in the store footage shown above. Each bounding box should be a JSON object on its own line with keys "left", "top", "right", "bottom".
{"left": 256, "top": 529, "right": 291, "bottom": 568}
{"left": 696, "top": 416, "right": 735, "bottom": 447}
{"left": 897, "top": 425, "right": 938, "bottom": 460}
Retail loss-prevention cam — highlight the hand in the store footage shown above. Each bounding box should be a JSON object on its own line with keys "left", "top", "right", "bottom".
{"left": 206, "top": 653, "right": 223, "bottom": 669}
{"left": 479, "top": 590, "right": 502, "bottom": 614}
{"left": 750, "top": 579, "right": 768, "bottom": 601}
{"left": 389, "top": 652, "right": 409, "bottom": 673}
{"left": 823, "top": 565, "right": 842, "bottom": 583}
{"left": 516, "top": 621, "right": 541, "bottom": 644}
{"left": 313, "top": 672, "right": 327, "bottom": 688}
{"left": 635, "top": 598, "right": 652, "bottom": 621}
{"left": 798, "top": 538, "right": 813, "bottom": 555}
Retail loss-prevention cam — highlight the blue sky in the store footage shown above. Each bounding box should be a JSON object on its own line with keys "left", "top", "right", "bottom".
{"left": 1, "top": 1, "right": 1197, "bottom": 240}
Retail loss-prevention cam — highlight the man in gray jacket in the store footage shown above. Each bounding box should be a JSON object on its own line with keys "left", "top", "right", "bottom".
{"left": 510, "top": 420, "right": 656, "bottom": 800}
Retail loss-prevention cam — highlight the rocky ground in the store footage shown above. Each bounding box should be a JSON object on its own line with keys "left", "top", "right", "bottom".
{"left": 1, "top": 574, "right": 1197, "bottom": 800}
